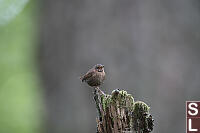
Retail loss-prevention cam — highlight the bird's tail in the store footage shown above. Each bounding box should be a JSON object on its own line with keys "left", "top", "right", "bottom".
{"left": 79, "top": 76, "right": 84, "bottom": 82}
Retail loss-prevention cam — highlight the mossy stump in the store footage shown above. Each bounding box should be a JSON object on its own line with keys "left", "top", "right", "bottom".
{"left": 93, "top": 88, "right": 154, "bottom": 133}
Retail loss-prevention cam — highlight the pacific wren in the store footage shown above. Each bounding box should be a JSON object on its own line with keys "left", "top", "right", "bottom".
{"left": 80, "top": 64, "right": 105, "bottom": 87}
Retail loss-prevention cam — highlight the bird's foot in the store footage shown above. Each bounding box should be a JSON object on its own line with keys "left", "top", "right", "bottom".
{"left": 94, "top": 87, "right": 105, "bottom": 96}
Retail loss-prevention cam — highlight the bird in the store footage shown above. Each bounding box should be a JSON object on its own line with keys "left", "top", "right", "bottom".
{"left": 80, "top": 64, "right": 105, "bottom": 88}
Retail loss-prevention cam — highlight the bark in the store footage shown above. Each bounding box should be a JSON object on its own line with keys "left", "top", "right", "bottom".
{"left": 93, "top": 88, "right": 154, "bottom": 133}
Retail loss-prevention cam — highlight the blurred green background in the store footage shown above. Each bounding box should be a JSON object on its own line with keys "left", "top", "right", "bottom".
{"left": 0, "top": 0, "right": 43, "bottom": 133}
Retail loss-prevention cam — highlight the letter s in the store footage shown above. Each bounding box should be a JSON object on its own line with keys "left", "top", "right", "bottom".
{"left": 188, "top": 103, "right": 198, "bottom": 116}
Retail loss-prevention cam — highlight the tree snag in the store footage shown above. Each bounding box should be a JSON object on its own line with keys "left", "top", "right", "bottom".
{"left": 93, "top": 88, "right": 154, "bottom": 133}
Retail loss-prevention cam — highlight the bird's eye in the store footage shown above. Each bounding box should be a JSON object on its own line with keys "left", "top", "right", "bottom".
{"left": 96, "top": 66, "right": 102, "bottom": 70}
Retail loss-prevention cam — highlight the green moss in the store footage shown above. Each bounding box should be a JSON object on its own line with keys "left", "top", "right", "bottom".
{"left": 101, "top": 89, "right": 135, "bottom": 111}
{"left": 110, "top": 89, "right": 134, "bottom": 110}
{"left": 133, "top": 101, "right": 150, "bottom": 118}
{"left": 101, "top": 94, "right": 105, "bottom": 110}
{"left": 101, "top": 90, "right": 150, "bottom": 115}
{"left": 132, "top": 101, "right": 153, "bottom": 132}
{"left": 101, "top": 94, "right": 112, "bottom": 111}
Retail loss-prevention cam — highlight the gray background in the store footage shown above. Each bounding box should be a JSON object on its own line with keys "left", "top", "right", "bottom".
{"left": 39, "top": 0, "right": 200, "bottom": 132}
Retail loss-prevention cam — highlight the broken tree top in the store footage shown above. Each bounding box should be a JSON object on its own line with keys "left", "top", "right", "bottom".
{"left": 94, "top": 89, "right": 154, "bottom": 133}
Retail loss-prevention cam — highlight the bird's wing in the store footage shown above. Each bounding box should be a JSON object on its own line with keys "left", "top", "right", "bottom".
{"left": 80, "top": 69, "right": 95, "bottom": 82}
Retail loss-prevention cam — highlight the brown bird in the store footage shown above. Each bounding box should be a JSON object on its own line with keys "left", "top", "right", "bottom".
{"left": 80, "top": 64, "right": 105, "bottom": 88}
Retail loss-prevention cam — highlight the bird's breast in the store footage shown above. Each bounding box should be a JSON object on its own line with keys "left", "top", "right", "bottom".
{"left": 86, "top": 72, "right": 105, "bottom": 87}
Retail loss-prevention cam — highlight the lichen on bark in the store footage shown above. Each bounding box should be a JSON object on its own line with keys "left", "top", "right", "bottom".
{"left": 94, "top": 88, "right": 154, "bottom": 133}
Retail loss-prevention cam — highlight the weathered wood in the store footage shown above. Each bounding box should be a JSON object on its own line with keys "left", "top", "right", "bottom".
{"left": 93, "top": 88, "right": 154, "bottom": 133}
